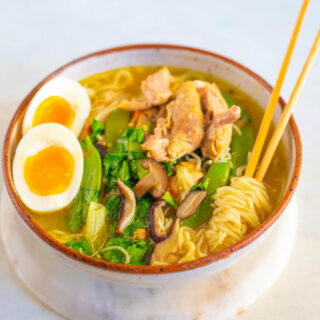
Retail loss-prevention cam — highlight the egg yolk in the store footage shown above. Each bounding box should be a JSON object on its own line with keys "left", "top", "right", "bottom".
{"left": 33, "top": 96, "right": 76, "bottom": 129}
{"left": 24, "top": 146, "right": 75, "bottom": 196}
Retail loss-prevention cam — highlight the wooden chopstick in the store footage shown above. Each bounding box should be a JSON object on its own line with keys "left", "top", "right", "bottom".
{"left": 255, "top": 30, "right": 320, "bottom": 182}
{"left": 245, "top": 0, "right": 310, "bottom": 178}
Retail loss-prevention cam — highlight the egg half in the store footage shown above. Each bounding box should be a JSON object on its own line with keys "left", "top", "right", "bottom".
{"left": 13, "top": 123, "right": 84, "bottom": 213}
{"left": 22, "top": 77, "right": 90, "bottom": 137}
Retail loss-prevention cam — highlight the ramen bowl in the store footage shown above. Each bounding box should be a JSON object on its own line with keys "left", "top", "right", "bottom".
{"left": 2, "top": 44, "right": 302, "bottom": 288}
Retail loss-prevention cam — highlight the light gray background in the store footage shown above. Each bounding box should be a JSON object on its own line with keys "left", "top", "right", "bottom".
{"left": 0, "top": 0, "right": 319, "bottom": 319}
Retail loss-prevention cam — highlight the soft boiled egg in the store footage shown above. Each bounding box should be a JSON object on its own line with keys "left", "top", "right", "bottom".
{"left": 13, "top": 123, "right": 83, "bottom": 213}
{"left": 22, "top": 77, "right": 90, "bottom": 137}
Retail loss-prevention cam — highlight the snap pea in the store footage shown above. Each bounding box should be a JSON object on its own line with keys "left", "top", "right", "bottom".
{"left": 222, "top": 92, "right": 254, "bottom": 177}
{"left": 181, "top": 161, "right": 230, "bottom": 228}
{"left": 67, "top": 192, "right": 83, "bottom": 232}
{"left": 162, "top": 190, "right": 178, "bottom": 209}
{"left": 105, "top": 108, "right": 131, "bottom": 152}
{"left": 67, "top": 137, "right": 102, "bottom": 232}
{"left": 230, "top": 125, "right": 253, "bottom": 177}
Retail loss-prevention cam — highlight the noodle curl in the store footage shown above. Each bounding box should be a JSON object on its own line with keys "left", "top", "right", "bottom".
{"left": 172, "top": 176, "right": 272, "bottom": 262}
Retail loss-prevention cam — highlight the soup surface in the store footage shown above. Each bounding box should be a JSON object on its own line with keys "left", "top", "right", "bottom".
{"left": 28, "top": 66, "right": 287, "bottom": 266}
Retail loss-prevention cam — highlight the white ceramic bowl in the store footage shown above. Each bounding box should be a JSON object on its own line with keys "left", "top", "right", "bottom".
{"left": 2, "top": 44, "right": 302, "bottom": 288}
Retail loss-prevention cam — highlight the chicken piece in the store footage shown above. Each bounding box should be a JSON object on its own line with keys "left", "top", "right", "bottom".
{"left": 213, "top": 105, "right": 241, "bottom": 126}
{"left": 120, "top": 67, "right": 172, "bottom": 111}
{"left": 202, "top": 106, "right": 241, "bottom": 160}
{"left": 142, "top": 81, "right": 204, "bottom": 161}
{"left": 166, "top": 83, "right": 204, "bottom": 160}
{"left": 141, "top": 67, "right": 172, "bottom": 105}
{"left": 120, "top": 98, "right": 149, "bottom": 111}
{"left": 142, "top": 118, "right": 170, "bottom": 160}
{"left": 130, "top": 108, "right": 159, "bottom": 128}
{"left": 194, "top": 81, "right": 227, "bottom": 126}
{"left": 194, "top": 81, "right": 240, "bottom": 161}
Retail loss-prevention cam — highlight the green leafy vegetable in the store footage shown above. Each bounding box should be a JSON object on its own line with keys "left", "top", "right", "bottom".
{"left": 104, "top": 128, "right": 148, "bottom": 191}
{"left": 90, "top": 119, "right": 105, "bottom": 143}
{"left": 103, "top": 237, "right": 153, "bottom": 265}
{"left": 104, "top": 153, "right": 125, "bottom": 176}
{"left": 114, "top": 137, "right": 128, "bottom": 155}
{"left": 126, "top": 127, "right": 145, "bottom": 143}
{"left": 67, "top": 137, "right": 102, "bottom": 232}
{"left": 161, "top": 190, "right": 177, "bottom": 208}
{"left": 66, "top": 238, "right": 93, "bottom": 256}
{"left": 103, "top": 153, "right": 125, "bottom": 191}
{"left": 85, "top": 201, "right": 107, "bottom": 251}
{"left": 118, "top": 160, "right": 131, "bottom": 185}
{"left": 105, "top": 194, "right": 121, "bottom": 220}
{"left": 161, "top": 159, "right": 180, "bottom": 177}
{"left": 191, "top": 176, "right": 210, "bottom": 192}
{"left": 124, "top": 197, "right": 151, "bottom": 236}
{"left": 115, "top": 128, "right": 145, "bottom": 154}
{"left": 129, "top": 158, "right": 149, "bottom": 180}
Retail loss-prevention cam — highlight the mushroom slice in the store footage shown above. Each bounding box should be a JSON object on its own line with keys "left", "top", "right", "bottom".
{"left": 94, "top": 140, "right": 108, "bottom": 160}
{"left": 176, "top": 190, "right": 208, "bottom": 219}
{"left": 134, "top": 158, "right": 169, "bottom": 199}
{"left": 150, "top": 218, "right": 180, "bottom": 265}
{"left": 116, "top": 178, "right": 136, "bottom": 235}
{"left": 148, "top": 200, "right": 167, "bottom": 242}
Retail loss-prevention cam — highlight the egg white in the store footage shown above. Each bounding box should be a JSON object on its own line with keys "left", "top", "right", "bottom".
{"left": 22, "top": 77, "right": 91, "bottom": 137}
{"left": 13, "top": 123, "right": 84, "bottom": 213}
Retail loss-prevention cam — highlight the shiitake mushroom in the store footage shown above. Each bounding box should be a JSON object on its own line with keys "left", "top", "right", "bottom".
{"left": 134, "top": 158, "right": 169, "bottom": 199}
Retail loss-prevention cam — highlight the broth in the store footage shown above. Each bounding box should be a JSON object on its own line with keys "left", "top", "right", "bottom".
{"left": 28, "top": 66, "right": 288, "bottom": 265}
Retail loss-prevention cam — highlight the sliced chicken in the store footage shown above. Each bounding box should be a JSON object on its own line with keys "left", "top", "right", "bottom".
{"left": 142, "top": 81, "right": 204, "bottom": 161}
{"left": 120, "top": 98, "right": 149, "bottom": 111}
{"left": 213, "top": 105, "right": 241, "bottom": 126}
{"left": 120, "top": 67, "right": 172, "bottom": 111}
{"left": 131, "top": 108, "right": 159, "bottom": 128}
{"left": 194, "top": 81, "right": 241, "bottom": 161}
{"left": 143, "top": 118, "right": 170, "bottom": 160}
{"left": 141, "top": 67, "right": 172, "bottom": 105}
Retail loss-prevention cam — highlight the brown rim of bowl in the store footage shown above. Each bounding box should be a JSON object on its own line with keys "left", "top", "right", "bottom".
{"left": 2, "top": 44, "right": 302, "bottom": 274}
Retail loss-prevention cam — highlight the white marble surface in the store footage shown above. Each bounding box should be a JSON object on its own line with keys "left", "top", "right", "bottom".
{"left": 0, "top": 190, "right": 299, "bottom": 320}
{"left": 0, "top": 0, "right": 319, "bottom": 319}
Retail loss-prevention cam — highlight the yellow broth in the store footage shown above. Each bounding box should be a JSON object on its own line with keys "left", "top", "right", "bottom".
{"left": 30, "top": 66, "right": 288, "bottom": 233}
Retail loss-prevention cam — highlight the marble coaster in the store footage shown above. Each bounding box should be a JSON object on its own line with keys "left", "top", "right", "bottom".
{"left": 1, "top": 191, "right": 297, "bottom": 320}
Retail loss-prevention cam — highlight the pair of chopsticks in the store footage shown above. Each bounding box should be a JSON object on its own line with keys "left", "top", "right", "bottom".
{"left": 244, "top": 0, "right": 320, "bottom": 181}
